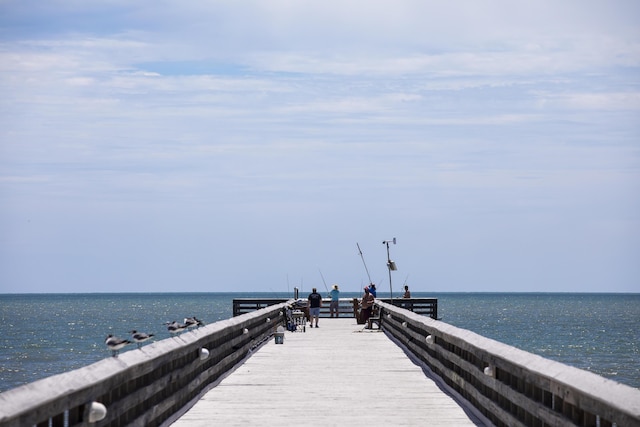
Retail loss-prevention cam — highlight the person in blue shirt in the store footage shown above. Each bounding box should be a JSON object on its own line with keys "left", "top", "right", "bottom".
{"left": 329, "top": 284, "right": 340, "bottom": 318}
{"left": 368, "top": 283, "right": 377, "bottom": 298}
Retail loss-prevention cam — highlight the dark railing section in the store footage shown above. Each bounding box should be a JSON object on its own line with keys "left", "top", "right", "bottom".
{"left": 232, "top": 298, "right": 288, "bottom": 316}
{"left": 0, "top": 303, "right": 289, "bottom": 427}
{"left": 377, "top": 297, "right": 438, "bottom": 319}
{"left": 375, "top": 301, "right": 640, "bottom": 427}
{"left": 233, "top": 297, "right": 438, "bottom": 319}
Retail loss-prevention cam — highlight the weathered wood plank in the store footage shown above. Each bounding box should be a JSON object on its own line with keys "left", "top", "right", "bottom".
{"left": 171, "top": 319, "right": 487, "bottom": 427}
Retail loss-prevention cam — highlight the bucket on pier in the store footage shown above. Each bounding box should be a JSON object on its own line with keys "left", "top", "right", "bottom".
{"left": 274, "top": 326, "right": 285, "bottom": 344}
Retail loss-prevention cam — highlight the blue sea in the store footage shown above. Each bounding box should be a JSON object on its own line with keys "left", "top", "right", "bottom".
{"left": 0, "top": 292, "right": 638, "bottom": 392}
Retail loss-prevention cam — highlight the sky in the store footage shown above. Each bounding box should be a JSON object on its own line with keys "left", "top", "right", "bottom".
{"left": 0, "top": 1, "right": 639, "bottom": 294}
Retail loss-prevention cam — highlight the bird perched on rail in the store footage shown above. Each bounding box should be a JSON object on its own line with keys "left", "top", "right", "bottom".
{"left": 165, "top": 321, "right": 188, "bottom": 335}
{"left": 129, "top": 330, "right": 155, "bottom": 348}
{"left": 105, "top": 334, "right": 132, "bottom": 357}
{"left": 184, "top": 316, "right": 205, "bottom": 329}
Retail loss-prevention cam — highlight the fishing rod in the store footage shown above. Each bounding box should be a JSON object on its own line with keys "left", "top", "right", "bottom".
{"left": 318, "top": 269, "right": 330, "bottom": 294}
{"left": 356, "top": 243, "right": 373, "bottom": 284}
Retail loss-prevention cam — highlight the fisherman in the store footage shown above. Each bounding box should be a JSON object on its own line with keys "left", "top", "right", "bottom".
{"left": 403, "top": 285, "right": 411, "bottom": 298}
{"left": 329, "top": 284, "right": 340, "bottom": 318}
{"left": 307, "top": 287, "right": 323, "bottom": 328}
{"left": 360, "top": 287, "right": 375, "bottom": 324}
{"left": 368, "top": 283, "right": 377, "bottom": 297}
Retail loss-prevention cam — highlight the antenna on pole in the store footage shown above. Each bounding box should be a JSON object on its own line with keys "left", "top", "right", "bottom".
{"left": 382, "top": 238, "right": 397, "bottom": 299}
{"left": 356, "top": 243, "right": 373, "bottom": 284}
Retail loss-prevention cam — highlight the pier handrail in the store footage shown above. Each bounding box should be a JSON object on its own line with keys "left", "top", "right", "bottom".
{"left": 232, "top": 298, "right": 289, "bottom": 316}
{"left": 0, "top": 303, "right": 289, "bottom": 427}
{"left": 233, "top": 297, "right": 357, "bottom": 318}
{"left": 376, "top": 297, "right": 437, "bottom": 319}
{"left": 232, "top": 297, "right": 438, "bottom": 319}
{"left": 375, "top": 300, "right": 640, "bottom": 427}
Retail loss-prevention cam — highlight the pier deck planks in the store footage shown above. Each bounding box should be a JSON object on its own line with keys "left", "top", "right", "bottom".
{"left": 171, "top": 318, "right": 486, "bottom": 427}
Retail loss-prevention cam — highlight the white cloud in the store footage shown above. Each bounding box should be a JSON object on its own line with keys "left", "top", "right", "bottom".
{"left": 541, "top": 92, "right": 640, "bottom": 110}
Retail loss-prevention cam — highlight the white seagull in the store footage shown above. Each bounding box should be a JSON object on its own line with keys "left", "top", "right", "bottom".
{"left": 105, "top": 334, "right": 132, "bottom": 357}
{"left": 129, "top": 330, "right": 155, "bottom": 348}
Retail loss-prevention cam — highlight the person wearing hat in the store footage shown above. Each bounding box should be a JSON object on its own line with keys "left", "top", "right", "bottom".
{"left": 360, "top": 286, "right": 375, "bottom": 323}
{"left": 368, "top": 283, "right": 377, "bottom": 297}
{"left": 328, "top": 284, "right": 340, "bottom": 318}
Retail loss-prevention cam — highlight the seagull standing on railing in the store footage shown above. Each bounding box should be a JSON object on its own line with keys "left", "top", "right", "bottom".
{"left": 165, "top": 321, "right": 188, "bottom": 335}
{"left": 129, "top": 330, "right": 155, "bottom": 348}
{"left": 105, "top": 334, "right": 132, "bottom": 357}
{"left": 184, "top": 316, "right": 205, "bottom": 329}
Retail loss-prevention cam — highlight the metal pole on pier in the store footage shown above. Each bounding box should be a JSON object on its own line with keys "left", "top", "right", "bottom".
{"left": 383, "top": 238, "right": 397, "bottom": 300}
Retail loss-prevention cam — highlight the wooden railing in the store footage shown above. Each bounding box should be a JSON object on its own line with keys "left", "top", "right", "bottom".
{"left": 233, "top": 297, "right": 438, "bottom": 319}
{"left": 232, "top": 298, "right": 288, "bottom": 316}
{"left": 0, "top": 303, "right": 289, "bottom": 427}
{"left": 375, "top": 301, "right": 640, "bottom": 427}
{"left": 377, "top": 297, "right": 438, "bottom": 319}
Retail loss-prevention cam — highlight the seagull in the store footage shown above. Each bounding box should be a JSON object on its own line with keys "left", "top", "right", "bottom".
{"left": 184, "top": 316, "right": 205, "bottom": 329}
{"left": 165, "top": 321, "right": 188, "bottom": 335}
{"left": 105, "top": 334, "right": 132, "bottom": 357}
{"left": 129, "top": 330, "right": 155, "bottom": 348}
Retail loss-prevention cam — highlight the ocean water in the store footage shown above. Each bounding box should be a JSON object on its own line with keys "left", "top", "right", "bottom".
{"left": 0, "top": 292, "right": 638, "bottom": 393}
{"left": 436, "top": 293, "right": 640, "bottom": 389}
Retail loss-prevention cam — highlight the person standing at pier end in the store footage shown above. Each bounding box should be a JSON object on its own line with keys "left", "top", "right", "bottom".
{"left": 368, "top": 283, "right": 377, "bottom": 297}
{"left": 402, "top": 285, "right": 412, "bottom": 310}
{"left": 403, "top": 285, "right": 411, "bottom": 298}
{"left": 360, "top": 287, "right": 375, "bottom": 323}
{"left": 308, "top": 288, "right": 322, "bottom": 328}
{"left": 329, "top": 284, "right": 340, "bottom": 318}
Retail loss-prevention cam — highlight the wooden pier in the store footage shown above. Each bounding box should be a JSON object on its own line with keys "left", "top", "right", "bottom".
{"left": 171, "top": 318, "right": 486, "bottom": 426}
{"left": 1, "top": 298, "right": 639, "bottom": 427}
